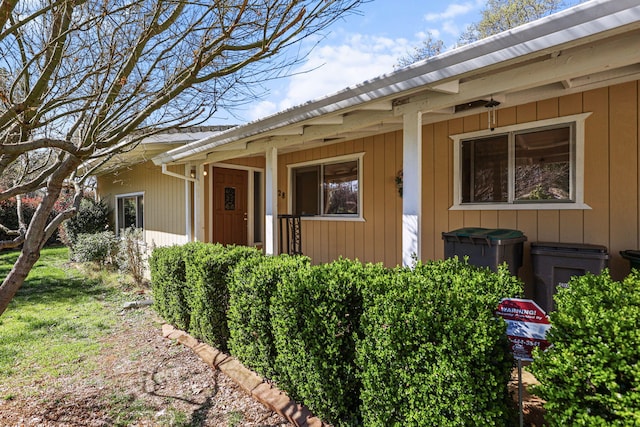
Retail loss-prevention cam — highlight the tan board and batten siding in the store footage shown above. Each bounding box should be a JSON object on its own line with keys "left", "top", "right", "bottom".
{"left": 275, "top": 81, "right": 640, "bottom": 287}
{"left": 97, "top": 162, "right": 188, "bottom": 247}
{"left": 278, "top": 133, "right": 403, "bottom": 267}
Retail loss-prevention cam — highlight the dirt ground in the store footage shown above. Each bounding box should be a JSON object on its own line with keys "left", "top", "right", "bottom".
{"left": 0, "top": 305, "right": 290, "bottom": 427}
{"left": 509, "top": 367, "right": 547, "bottom": 427}
{"left": 0, "top": 299, "right": 546, "bottom": 427}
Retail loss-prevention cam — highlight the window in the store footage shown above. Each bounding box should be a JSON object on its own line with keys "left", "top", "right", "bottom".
{"left": 116, "top": 193, "right": 144, "bottom": 232}
{"left": 290, "top": 154, "right": 363, "bottom": 218}
{"left": 451, "top": 113, "right": 591, "bottom": 210}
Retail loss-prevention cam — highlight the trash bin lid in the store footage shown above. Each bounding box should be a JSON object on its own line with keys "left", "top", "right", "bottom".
{"left": 442, "top": 227, "right": 488, "bottom": 238}
{"left": 620, "top": 250, "right": 640, "bottom": 260}
{"left": 531, "top": 241, "right": 608, "bottom": 254}
{"left": 442, "top": 227, "right": 526, "bottom": 244}
{"left": 484, "top": 229, "right": 526, "bottom": 241}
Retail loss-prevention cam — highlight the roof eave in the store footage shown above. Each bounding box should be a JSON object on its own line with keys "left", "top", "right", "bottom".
{"left": 153, "top": 0, "right": 640, "bottom": 165}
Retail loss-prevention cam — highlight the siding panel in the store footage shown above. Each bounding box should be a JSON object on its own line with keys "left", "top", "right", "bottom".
{"left": 422, "top": 124, "right": 436, "bottom": 260}
{"left": 583, "top": 87, "right": 610, "bottom": 249}
{"left": 609, "top": 82, "right": 638, "bottom": 278}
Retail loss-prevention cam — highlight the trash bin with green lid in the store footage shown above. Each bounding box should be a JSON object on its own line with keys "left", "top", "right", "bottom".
{"left": 442, "top": 227, "right": 527, "bottom": 276}
{"left": 531, "top": 242, "right": 609, "bottom": 313}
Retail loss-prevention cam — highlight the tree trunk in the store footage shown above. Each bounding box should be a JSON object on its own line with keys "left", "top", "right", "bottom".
{"left": 0, "top": 157, "right": 80, "bottom": 317}
{"left": 0, "top": 248, "right": 41, "bottom": 316}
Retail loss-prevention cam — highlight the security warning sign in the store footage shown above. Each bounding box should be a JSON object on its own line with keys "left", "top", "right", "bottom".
{"left": 496, "top": 298, "right": 551, "bottom": 361}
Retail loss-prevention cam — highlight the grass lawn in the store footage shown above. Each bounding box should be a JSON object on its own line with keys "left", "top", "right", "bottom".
{"left": 0, "top": 246, "right": 289, "bottom": 426}
{"left": 0, "top": 246, "right": 125, "bottom": 392}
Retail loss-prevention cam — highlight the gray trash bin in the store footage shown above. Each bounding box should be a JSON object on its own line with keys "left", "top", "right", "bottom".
{"left": 442, "top": 227, "right": 527, "bottom": 276}
{"left": 531, "top": 242, "right": 609, "bottom": 312}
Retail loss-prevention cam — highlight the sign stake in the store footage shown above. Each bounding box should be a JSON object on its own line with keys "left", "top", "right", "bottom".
{"left": 518, "top": 358, "right": 524, "bottom": 427}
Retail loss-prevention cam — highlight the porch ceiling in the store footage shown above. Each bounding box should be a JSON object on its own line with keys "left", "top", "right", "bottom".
{"left": 152, "top": 0, "right": 640, "bottom": 166}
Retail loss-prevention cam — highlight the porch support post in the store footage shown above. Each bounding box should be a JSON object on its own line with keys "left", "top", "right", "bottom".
{"left": 185, "top": 164, "right": 193, "bottom": 242}
{"left": 265, "top": 146, "right": 279, "bottom": 255}
{"left": 402, "top": 110, "right": 423, "bottom": 266}
{"left": 194, "top": 162, "right": 206, "bottom": 242}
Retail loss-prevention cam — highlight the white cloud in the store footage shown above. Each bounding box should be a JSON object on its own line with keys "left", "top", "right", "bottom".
{"left": 423, "top": 0, "right": 484, "bottom": 22}
{"left": 246, "top": 34, "right": 410, "bottom": 120}
{"left": 442, "top": 20, "right": 464, "bottom": 38}
{"left": 247, "top": 100, "right": 278, "bottom": 121}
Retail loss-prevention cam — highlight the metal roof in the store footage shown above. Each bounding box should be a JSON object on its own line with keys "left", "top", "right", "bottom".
{"left": 89, "top": 126, "right": 235, "bottom": 175}
{"left": 153, "top": 0, "right": 640, "bottom": 165}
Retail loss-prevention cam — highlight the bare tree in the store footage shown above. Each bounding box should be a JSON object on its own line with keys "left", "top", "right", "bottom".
{"left": 395, "top": 32, "right": 444, "bottom": 69}
{"left": 398, "top": 0, "right": 578, "bottom": 66}
{"left": 0, "top": 0, "right": 365, "bottom": 316}
{"left": 458, "top": 0, "right": 570, "bottom": 45}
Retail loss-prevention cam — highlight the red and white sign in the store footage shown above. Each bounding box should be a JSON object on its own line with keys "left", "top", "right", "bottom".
{"left": 496, "top": 298, "right": 551, "bottom": 361}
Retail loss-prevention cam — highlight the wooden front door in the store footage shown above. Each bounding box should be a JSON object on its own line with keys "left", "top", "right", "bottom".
{"left": 213, "top": 167, "right": 248, "bottom": 245}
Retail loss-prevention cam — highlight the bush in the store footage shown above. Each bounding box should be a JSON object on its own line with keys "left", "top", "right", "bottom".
{"left": 271, "top": 258, "right": 385, "bottom": 426}
{"left": 61, "top": 198, "right": 110, "bottom": 247}
{"left": 227, "top": 254, "right": 310, "bottom": 381}
{"left": 184, "top": 242, "right": 261, "bottom": 352}
{"left": 117, "top": 227, "right": 147, "bottom": 285}
{"left": 530, "top": 271, "right": 640, "bottom": 426}
{"left": 356, "top": 258, "right": 522, "bottom": 427}
{"left": 70, "top": 231, "right": 118, "bottom": 264}
{"left": 149, "top": 245, "right": 190, "bottom": 330}
{"left": 0, "top": 195, "right": 61, "bottom": 244}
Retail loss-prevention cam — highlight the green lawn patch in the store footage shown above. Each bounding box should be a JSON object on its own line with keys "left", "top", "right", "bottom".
{"left": 0, "top": 247, "right": 122, "bottom": 386}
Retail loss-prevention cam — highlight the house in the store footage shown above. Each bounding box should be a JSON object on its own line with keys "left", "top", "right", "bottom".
{"left": 97, "top": 0, "right": 640, "bottom": 298}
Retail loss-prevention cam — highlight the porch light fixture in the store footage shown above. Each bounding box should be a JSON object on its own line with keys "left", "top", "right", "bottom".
{"left": 485, "top": 97, "right": 501, "bottom": 131}
{"left": 190, "top": 168, "right": 196, "bottom": 178}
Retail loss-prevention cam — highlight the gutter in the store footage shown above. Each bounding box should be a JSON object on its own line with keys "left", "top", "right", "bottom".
{"left": 161, "top": 163, "right": 196, "bottom": 182}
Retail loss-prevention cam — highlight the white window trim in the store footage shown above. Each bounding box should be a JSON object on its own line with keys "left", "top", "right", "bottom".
{"left": 115, "top": 191, "right": 145, "bottom": 233}
{"left": 287, "top": 152, "right": 365, "bottom": 221}
{"left": 450, "top": 112, "right": 592, "bottom": 211}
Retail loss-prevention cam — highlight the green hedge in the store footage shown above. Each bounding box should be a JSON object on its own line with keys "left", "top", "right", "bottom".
{"left": 227, "top": 254, "right": 310, "bottom": 381}
{"left": 184, "top": 242, "right": 261, "bottom": 352}
{"left": 149, "top": 245, "right": 189, "bottom": 331}
{"left": 150, "top": 247, "right": 527, "bottom": 427}
{"left": 530, "top": 271, "right": 640, "bottom": 426}
{"left": 356, "top": 259, "right": 522, "bottom": 427}
{"left": 271, "top": 258, "right": 385, "bottom": 426}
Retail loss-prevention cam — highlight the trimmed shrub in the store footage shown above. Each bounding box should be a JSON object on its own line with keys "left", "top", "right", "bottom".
{"left": 530, "top": 270, "right": 640, "bottom": 426}
{"left": 149, "top": 245, "right": 190, "bottom": 330}
{"left": 271, "top": 258, "right": 385, "bottom": 427}
{"left": 356, "top": 258, "right": 522, "bottom": 427}
{"left": 227, "top": 254, "right": 310, "bottom": 381}
{"left": 70, "top": 231, "right": 118, "bottom": 264}
{"left": 184, "top": 242, "right": 261, "bottom": 352}
{"left": 61, "top": 198, "right": 110, "bottom": 247}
